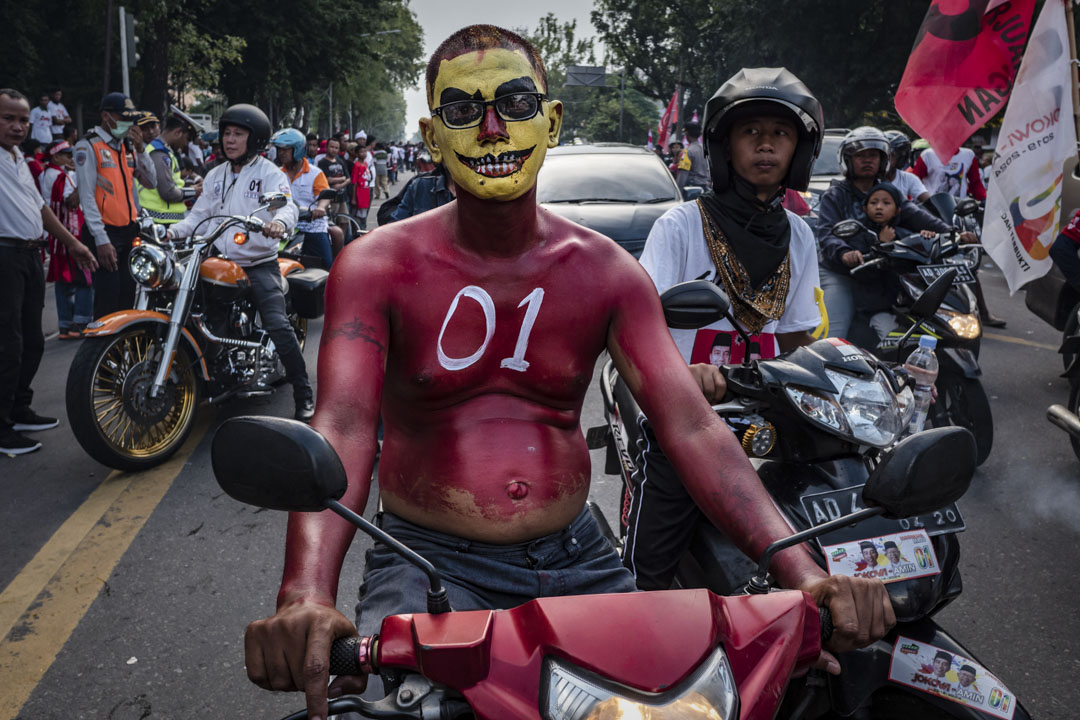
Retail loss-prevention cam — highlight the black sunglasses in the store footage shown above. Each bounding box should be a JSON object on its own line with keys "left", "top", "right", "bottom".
{"left": 432, "top": 92, "right": 546, "bottom": 130}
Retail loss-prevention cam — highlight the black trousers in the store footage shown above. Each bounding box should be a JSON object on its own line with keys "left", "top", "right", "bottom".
{"left": 245, "top": 261, "right": 312, "bottom": 402}
{"left": 89, "top": 222, "right": 138, "bottom": 319}
{"left": 0, "top": 247, "right": 45, "bottom": 432}
{"left": 620, "top": 417, "right": 703, "bottom": 591}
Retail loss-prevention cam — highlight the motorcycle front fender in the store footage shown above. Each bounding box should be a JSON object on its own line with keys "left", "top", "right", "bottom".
{"left": 83, "top": 310, "right": 210, "bottom": 381}
{"left": 940, "top": 346, "right": 981, "bottom": 379}
{"left": 829, "top": 618, "right": 1032, "bottom": 719}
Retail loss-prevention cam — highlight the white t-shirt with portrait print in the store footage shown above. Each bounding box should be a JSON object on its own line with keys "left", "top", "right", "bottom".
{"left": 639, "top": 200, "right": 822, "bottom": 366}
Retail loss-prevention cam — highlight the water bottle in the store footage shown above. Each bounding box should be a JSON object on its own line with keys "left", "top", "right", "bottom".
{"left": 903, "top": 335, "right": 939, "bottom": 435}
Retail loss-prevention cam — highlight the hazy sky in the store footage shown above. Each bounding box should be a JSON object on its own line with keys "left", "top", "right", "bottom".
{"left": 399, "top": 0, "right": 600, "bottom": 140}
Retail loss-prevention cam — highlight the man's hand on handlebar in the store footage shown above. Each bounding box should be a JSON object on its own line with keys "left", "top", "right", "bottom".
{"left": 245, "top": 597, "right": 359, "bottom": 720}
{"left": 841, "top": 250, "right": 864, "bottom": 268}
{"left": 311, "top": 207, "right": 327, "bottom": 220}
{"left": 689, "top": 363, "right": 727, "bottom": 403}
{"left": 264, "top": 220, "right": 287, "bottom": 239}
{"left": 800, "top": 574, "right": 896, "bottom": 674}
{"left": 959, "top": 231, "right": 977, "bottom": 244}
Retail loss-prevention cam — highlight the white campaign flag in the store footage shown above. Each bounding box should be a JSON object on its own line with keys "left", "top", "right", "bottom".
{"left": 982, "top": 0, "right": 1077, "bottom": 294}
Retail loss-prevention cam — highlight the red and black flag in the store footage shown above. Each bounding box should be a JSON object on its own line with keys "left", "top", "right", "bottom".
{"left": 894, "top": 0, "right": 1037, "bottom": 160}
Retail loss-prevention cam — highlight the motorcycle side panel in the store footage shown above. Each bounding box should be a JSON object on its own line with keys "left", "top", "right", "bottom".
{"left": 829, "top": 618, "right": 1032, "bottom": 719}
{"left": 377, "top": 590, "right": 820, "bottom": 720}
{"left": 940, "top": 347, "right": 982, "bottom": 379}
{"left": 82, "top": 310, "right": 210, "bottom": 380}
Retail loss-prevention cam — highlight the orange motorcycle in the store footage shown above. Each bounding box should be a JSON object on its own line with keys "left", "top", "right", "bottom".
{"left": 65, "top": 193, "right": 328, "bottom": 471}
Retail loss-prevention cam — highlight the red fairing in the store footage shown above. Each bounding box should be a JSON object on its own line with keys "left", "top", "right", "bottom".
{"left": 377, "top": 589, "right": 821, "bottom": 720}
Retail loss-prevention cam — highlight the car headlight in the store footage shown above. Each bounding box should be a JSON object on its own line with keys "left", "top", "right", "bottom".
{"left": 128, "top": 243, "right": 174, "bottom": 289}
{"left": 937, "top": 308, "right": 981, "bottom": 339}
{"left": 544, "top": 646, "right": 738, "bottom": 720}
{"left": 829, "top": 369, "right": 905, "bottom": 447}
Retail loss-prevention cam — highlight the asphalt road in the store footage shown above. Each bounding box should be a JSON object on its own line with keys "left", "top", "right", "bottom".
{"left": 2, "top": 236, "right": 1077, "bottom": 719}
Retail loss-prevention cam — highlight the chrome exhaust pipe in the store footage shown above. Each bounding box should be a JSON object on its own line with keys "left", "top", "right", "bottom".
{"left": 192, "top": 314, "right": 264, "bottom": 350}
{"left": 1048, "top": 404, "right": 1080, "bottom": 439}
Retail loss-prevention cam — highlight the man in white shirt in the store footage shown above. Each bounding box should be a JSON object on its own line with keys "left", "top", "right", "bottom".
{"left": 28, "top": 94, "right": 53, "bottom": 145}
{"left": 0, "top": 88, "right": 97, "bottom": 455}
{"left": 624, "top": 68, "right": 836, "bottom": 595}
{"left": 47, "top": 90, "right": 72, "bottom": 140}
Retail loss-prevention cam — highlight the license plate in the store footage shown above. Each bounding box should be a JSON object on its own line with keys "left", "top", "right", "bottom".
{"left": 917, "top": 263, "right": 975, "bottom": 285}
{"left": 800, "top": 485, "right": 965, "bottom": 540}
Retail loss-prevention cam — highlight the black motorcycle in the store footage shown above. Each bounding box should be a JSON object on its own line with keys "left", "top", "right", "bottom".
{"left": 591, "top": 276, "right": 1030, "bottom": 719}
{"left": 829, "top": 218, "right": 993, "bottom": 465}
{"left": 1047, "top": 303, "right": 1080, "bottom": 462}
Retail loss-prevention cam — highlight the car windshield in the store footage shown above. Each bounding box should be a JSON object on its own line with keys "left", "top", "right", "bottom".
{"left": 537, "top": 152, "right": 680, "bottom": 204}
{"left": 812, "top": 136, "right": 844, "bottom": 176}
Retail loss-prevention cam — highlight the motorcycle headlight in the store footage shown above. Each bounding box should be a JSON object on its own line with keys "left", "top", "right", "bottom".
{"left": 544, "top": 646, "right": 738, "bottom": 720}
{"left": 785, "top": 385, "right": 850, "bottom": 436}
{"left": 937, "top": 308, "right": 981, "bottom": 339}
{"left": 128, "top": 243, "right": 174, "bottom": 289}
{"left": 828, "top": 369, "right": 905, "bottom": 447}
{"left": 895, "top": 385, "right": 916, "bottom": 428}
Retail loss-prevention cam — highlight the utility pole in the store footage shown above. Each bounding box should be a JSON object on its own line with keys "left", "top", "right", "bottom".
{"left": 118, "top": 6, "right": 130, "bottom": 96}
{"left": 618, "top": 68, "right": 626, "bottom": 143}
{"left": 329, "top": 83, "right": 333, "bottom": 136}
{"left": 103, "top": 0, "right": 114, "bottom": 94}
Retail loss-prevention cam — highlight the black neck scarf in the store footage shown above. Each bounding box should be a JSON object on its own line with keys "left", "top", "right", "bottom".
{"left": 698, "top": 173, "right": 791, "bottom": 289}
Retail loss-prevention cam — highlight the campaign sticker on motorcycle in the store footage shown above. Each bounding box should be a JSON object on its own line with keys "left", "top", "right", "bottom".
{"left": 888, "top": 635, "right": 1017, "bottom": 719}
{"left": 824, "top": 337, "right": 869, "bottom": 363}
{"left": 822, "top": 529, "right": 939, "bottom": 584}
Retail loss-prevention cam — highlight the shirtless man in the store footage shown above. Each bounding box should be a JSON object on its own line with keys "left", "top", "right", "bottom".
{"left": 244, "top": 25, "right": 893, "bottom": 720}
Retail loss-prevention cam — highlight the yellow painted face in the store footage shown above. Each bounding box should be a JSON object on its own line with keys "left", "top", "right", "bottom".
{"left": 420, "top": 48, "right": 563, "bottom": 201}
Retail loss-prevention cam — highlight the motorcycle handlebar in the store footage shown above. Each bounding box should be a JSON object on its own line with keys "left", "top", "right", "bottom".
{"left": 329, "top": 636, "right": 369, "bottom": 676}
{"left": 849, "top": 257, "right": 885, "bottom": 275}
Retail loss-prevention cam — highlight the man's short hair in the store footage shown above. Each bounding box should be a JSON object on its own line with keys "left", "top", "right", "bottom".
{"left": 425, "top": 24, "right": 547, "bottom": 106}
{"left": 306, "top": 132, "right": 318, "bottom": 142}
{"left": 685, "top": 121, "right": 702, "bottom": 140}
{"left": 0, "top": 88, "right": 27, "bottom": 103}
{"left": 164, "top": 116, "right": 190, "bottom": 132}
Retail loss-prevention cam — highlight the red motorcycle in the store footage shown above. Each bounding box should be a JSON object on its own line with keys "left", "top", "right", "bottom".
{"left": 211, "top": 417, "right": 973, "bottom": 720}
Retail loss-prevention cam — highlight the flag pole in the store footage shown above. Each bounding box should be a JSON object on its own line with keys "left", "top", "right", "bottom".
{"left": 1066, "top": 0, "right": 1080, "bottom": 153}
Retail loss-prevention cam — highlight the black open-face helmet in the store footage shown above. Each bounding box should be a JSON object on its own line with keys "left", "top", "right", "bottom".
{"left": 838, "top": 126, "right": 890, "bottom": 180}
{"left": 218, "top": 104, "right": 272, "bottom": 163}
{"left": 703, "top": 67, "right": 824, "bottom": 192}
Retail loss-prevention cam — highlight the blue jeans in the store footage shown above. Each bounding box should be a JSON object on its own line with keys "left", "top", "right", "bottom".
{"left": 1050, "top": 234, "right": 1080, "bottom": 292}
{"left": 301, "top": 231, "right": 333, "bottom": 269}
{"left": 355, "top": 505, "right": 635, "bottom": 638}
{"left": 820, "top": 265, "right": 856, "bottom": 340}
{"left": 55, "top": 281, "right": 93, "bottom": 331}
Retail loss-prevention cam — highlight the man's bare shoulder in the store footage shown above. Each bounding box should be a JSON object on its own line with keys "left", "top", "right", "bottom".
{"left": 538, "top": 208, "right": 647, "bottom": 277}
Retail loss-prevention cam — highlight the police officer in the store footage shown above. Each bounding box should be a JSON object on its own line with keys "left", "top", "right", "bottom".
{"left": 165, "top": 104, "right": 314, "bottom": 422}
{"left": 138, "top": 109, "right": 202, "bottom": 226}
{"left": 74, "top": 92, "right": 157, "bottom": 318}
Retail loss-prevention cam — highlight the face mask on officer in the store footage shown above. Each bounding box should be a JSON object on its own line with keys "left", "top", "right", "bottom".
{"left": 110, "top": 120, "right": 134, "bottom": 139}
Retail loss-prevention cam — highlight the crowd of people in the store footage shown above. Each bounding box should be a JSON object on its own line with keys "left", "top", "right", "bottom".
{"left": 0, "top": 85, "right": 426, "bottom": 455}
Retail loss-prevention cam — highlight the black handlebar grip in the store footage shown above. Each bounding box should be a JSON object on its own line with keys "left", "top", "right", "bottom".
{"left": 819, "top": 607, "right": 834, "bottom": 644}
{"left": 329, "top": 636, "right": 364, "bottom": 676}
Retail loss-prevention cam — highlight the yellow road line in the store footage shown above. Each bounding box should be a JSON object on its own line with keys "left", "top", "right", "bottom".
{"left": 983, "top": 332, "right": 1059, "bottom": 352}
{"left": 0, "top": 412, "right": 214, "bottom": 719}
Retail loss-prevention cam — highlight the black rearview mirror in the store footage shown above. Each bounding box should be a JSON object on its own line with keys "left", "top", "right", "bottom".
{"left": 211, "top": 416, "right": 347, "bottom": 512}
{"left": 258, "top": 192, "right": 290, "bottom": 210}
{"left": 316, "top": 188, "right": 338, "bottom": 201}
{"left": 910, "top": 267, "right": 957, "bottom": 318}
{"left": 831, "top": 219, "right": 865, "bottom": 239}
{"left": 923, "top": 192, "right": 956, "bottom": 222}
{"left": 659, "top": 280, "right": 731, "bottom": 329}
{"left": 863, "top": 427, "right": 974, "bottom": 517}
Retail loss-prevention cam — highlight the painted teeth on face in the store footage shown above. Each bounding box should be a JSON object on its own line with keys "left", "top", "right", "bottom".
{"left": 455, "top": 146, "right": 535, "bottom": 178}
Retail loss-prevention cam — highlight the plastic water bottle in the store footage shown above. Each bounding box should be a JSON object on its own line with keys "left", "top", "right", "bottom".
{"left": 903, "top": 335, "right": 939, "bottom": 435}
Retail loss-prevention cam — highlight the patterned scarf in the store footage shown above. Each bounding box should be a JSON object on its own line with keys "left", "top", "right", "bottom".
{"left": 697, "top": 199, "right": 790, "bottom": 334}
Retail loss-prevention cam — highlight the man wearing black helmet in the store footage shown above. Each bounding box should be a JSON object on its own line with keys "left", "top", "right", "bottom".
{"left": 816, "top": 126, "right": 955, "bottom": 340}
{"left": 883, "top": 130, "right": 930, "bottom": 203}
{"left": 625, "top": 70, "right": 890, "bottom": 642}
{"left": 165, "top": 104, "right": 315, "bottom": 422}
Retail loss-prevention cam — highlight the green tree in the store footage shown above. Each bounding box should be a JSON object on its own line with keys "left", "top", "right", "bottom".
{"left": 592, "top": 0, "right": 937, "bottom": 129}
{"left": 522, "top": 13, "right": 659, "bottom": 145}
